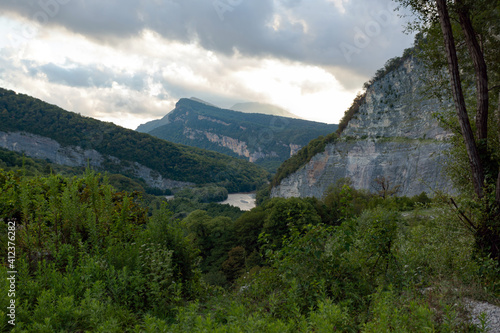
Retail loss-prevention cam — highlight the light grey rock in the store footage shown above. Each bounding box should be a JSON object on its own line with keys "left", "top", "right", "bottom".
{"left": 272, "top": 139, "right": 454, "bottom": 198}
{"left": 0, "top": 131, "right": 193, "bottom": 190}
{"left": 272, "top": 56, "right": 456, "bottom": 198}
{"left": 466, "top": 299, "right": 500, "bottom": 332}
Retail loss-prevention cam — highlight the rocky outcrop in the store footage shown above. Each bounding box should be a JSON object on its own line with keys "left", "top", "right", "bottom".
{"left": 272, "top": 139, "right": 453, "bottom": 198}
{"left": 197, "top": 115, "right": 230, "bottom": 126}
{"left": 272, "top": 56, "right": 455, "bottom": 198}
{"left": 289, "top": 144, "right": 301, "bottom": 157}
{"left": 141, "top": 98, "right": 338, "bottom": 169}
{"left": 183, "top": 127, "right": 278, "bottom": 162}
{"left": 0, "top": 131, "right": 104, "bottom": 167}
{"left": 0, "top": 131, "right": 193, "bottom": 190}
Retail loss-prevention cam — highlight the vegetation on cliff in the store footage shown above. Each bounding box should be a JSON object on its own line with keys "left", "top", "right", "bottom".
{"left": 142, "top": 98, "right": 338, "bottom": 172}
{"left": 0, "top": 88, "right": 269, "bottom": 192}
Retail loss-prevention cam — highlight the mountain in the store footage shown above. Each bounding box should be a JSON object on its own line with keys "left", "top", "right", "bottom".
{"left": 230, "top": 102, "right": 300, "bottom": 119}
{"left": 189, "top": 97, "right": 218, "bottom": 107}
{"left": 0, "top": 88, "right": 269, "bottom": 193}
{"left": 136, "top": 97, "right": 218, "bottom": 133}
{"left": 135, "top": 113, "right": 171, "bottom": 134}
{"left": 271, "top": 54, "right": 455, "bottom": 198}
{"left": 137, "top": 99, "right": 338, "bottom": 172}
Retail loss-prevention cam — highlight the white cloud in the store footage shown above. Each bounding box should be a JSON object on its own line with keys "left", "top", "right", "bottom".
{"left": 326, "top": 0, "right": 348, "bottom": 14}
{"left": 0, "top": 1, "right": 414, "bottom": 129}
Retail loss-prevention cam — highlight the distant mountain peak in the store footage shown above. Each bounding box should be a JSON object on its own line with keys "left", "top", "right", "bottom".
{"left": 139, "top": 98, "right": 305, "bottom": 134}
{"left": 143, "top": 99, "right": 337, "bottom": 172}
{"left": 230, "top": 102, "right": 301, "bottom": 119}
{"left": 188, "top": 97, "right": 218, "bottom": 108}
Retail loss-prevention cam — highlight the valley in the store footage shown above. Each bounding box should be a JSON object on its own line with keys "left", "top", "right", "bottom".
{"left": 0, "top": 1, "right": 499, "bottom": 331}
{"left": 137, "top": 98, "right": 338, "bottom": 172}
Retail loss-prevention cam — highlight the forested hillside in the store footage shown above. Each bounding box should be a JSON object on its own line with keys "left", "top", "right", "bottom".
{"left": 1, "top": 170, "right": 496, "bottom": 331}
{"left": 0, "top": 88, "right": 268, "bottom": 192}
{"left": 138, "top": 98, "right": 338, "bottom": 172}
{"left": 0, "top": 0, "right": 499, "bottom": 330}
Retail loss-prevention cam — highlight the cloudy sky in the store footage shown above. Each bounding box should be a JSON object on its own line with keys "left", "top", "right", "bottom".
{"left": 0, "top": 0, "right": 414, "bottom": 129}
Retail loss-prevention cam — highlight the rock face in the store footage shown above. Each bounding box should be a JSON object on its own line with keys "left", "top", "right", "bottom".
{"left": 139, "top": 98, "right": 338, "bottom": 169}
{"left": 183, "top": 127, "right": 278, "bottom": 163}
{"left": 271, "top": 56, "right": 455, "bottom": 198}
{"left": 0, "top": 131, "right": 193, "bottom": 190}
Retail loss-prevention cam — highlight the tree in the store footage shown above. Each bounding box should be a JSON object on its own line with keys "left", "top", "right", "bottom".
{"left": 261, "top": 198, "right": 322, "bottom": 249}
{"left": 222, "top": 246, "right": 247, "bottom": 282}
{"left": 372, "top": 176, "right": 401, "bottom": 199}
{"left": 395, "top": 0, "right": 500, "bottom": 261}
{"left": 435, "top": 0, "right": 485, "bottom": 198}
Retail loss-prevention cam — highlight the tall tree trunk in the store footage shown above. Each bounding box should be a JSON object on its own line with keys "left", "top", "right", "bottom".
{"left": 456, "top": 1, "right": 489, "bottom": 144}
{"left": 496, "top": 92, "right": 500, "bottom": 207}
{"left": 435, "top": 0, "right": 485, "bottom": 198}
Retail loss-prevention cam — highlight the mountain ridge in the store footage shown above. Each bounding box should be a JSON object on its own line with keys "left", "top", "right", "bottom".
{"left": 0, "top": 88, "right": 268, "bottom": 192}
{"left": 139, "top": 98, "right": 338, "bottom": 172}
{"left": 230, "top": 102, "right": 301, "bottom": 119}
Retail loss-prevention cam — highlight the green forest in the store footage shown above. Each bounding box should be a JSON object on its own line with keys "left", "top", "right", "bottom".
{"left": 0, "top": 89, "right": 268, "bottom": 193}
{"left": 1, "top": 0, "right": 500, "bottom": 331}
{"left": 0, "top": 169, "right": 498, "bottom": 332}
{"left": 145, "top": 98, "right": 338, "bottom": 172}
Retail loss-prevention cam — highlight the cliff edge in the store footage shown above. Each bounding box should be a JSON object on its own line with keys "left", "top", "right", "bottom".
{"left": 271, "top": 56, "right": 455, "bottom": 198}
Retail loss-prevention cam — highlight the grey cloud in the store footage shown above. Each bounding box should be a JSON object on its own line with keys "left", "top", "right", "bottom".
{"left": 0, "top": 54, "right": 168, "bottom": 124}
{"left": 39, "top": 63, "right": 112, "bottom": 88}
{"left": 1, "top": 0, "right": 414, "bottom": 86}
{"left": 23, "top": 60, "right": 145, "bottom": 90}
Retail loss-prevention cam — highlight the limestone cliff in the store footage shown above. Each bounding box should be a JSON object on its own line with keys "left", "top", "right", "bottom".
{"left": 139, "top": 98, "right": 338, "bottom": 171}
{"left": 0, "top": 131, "right": 193, "bottom": 190}
{"left": 271, "top": 56, "right": 455, "bottom": 198}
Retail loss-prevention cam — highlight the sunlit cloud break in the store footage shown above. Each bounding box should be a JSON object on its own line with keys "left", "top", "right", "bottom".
{"left": 0, "top": 0, "right": 414, "bottom": 129}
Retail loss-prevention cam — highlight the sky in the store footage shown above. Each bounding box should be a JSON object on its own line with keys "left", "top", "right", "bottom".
{"left": 0, "top": 0, "right": 415, "bottom": 130}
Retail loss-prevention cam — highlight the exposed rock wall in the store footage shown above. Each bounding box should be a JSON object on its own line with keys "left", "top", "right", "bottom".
{"left": 183, "top": 127, "right": 279, "bottom": 162}
{"left": 272, "top": 57, "right": 455, "bottom": 198}
{"left": 0, "top": 131, "right": 193, "bottom": 190}
{"left": 272, "top": 140, "right": 453, "bottom": 198}
{"left": 143, "top": 98, "right": 338, "bottom": 166}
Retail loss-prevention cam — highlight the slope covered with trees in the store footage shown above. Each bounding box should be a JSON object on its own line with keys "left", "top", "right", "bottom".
{"left": 0, "top": 88, "right": 268, "bottom": 192}
{"left": 139, "top": 98, "right": 338, "bottom": 172}
{"left": 1, "top": 170, "right": 496, "bottom": 331}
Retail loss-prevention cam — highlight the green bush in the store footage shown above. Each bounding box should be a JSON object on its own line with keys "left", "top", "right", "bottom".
{"left": 175, "top": 186, "right": 228, "bottom": 203}
{"left": 0, "top": 167, "right": 494, "bottom": 331}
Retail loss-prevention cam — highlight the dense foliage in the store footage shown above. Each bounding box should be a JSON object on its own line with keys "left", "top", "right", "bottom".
{"left": 395, "top": 0, "right": 500, "bottom": 264}
{"left": 175, "top": 186, "right": 229, "bottom": 203}
{"left": 145, "top": 98, "right": 338, "bottom": 172}
{"left": 1, "top": 170, "right": 497, "bottom": 331}
{"left": 270, "top": 132, "right": 338, "bottom": 188}
{"left": 0, "top": 88, "right": 269, "bottom": 192}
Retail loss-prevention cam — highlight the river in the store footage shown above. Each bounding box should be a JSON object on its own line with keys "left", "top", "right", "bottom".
{"left": 219, "top": 193, "right": 256, "bottom": 211}
{"left": 165, "top": 192, "right": 257, "bottom": 211}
